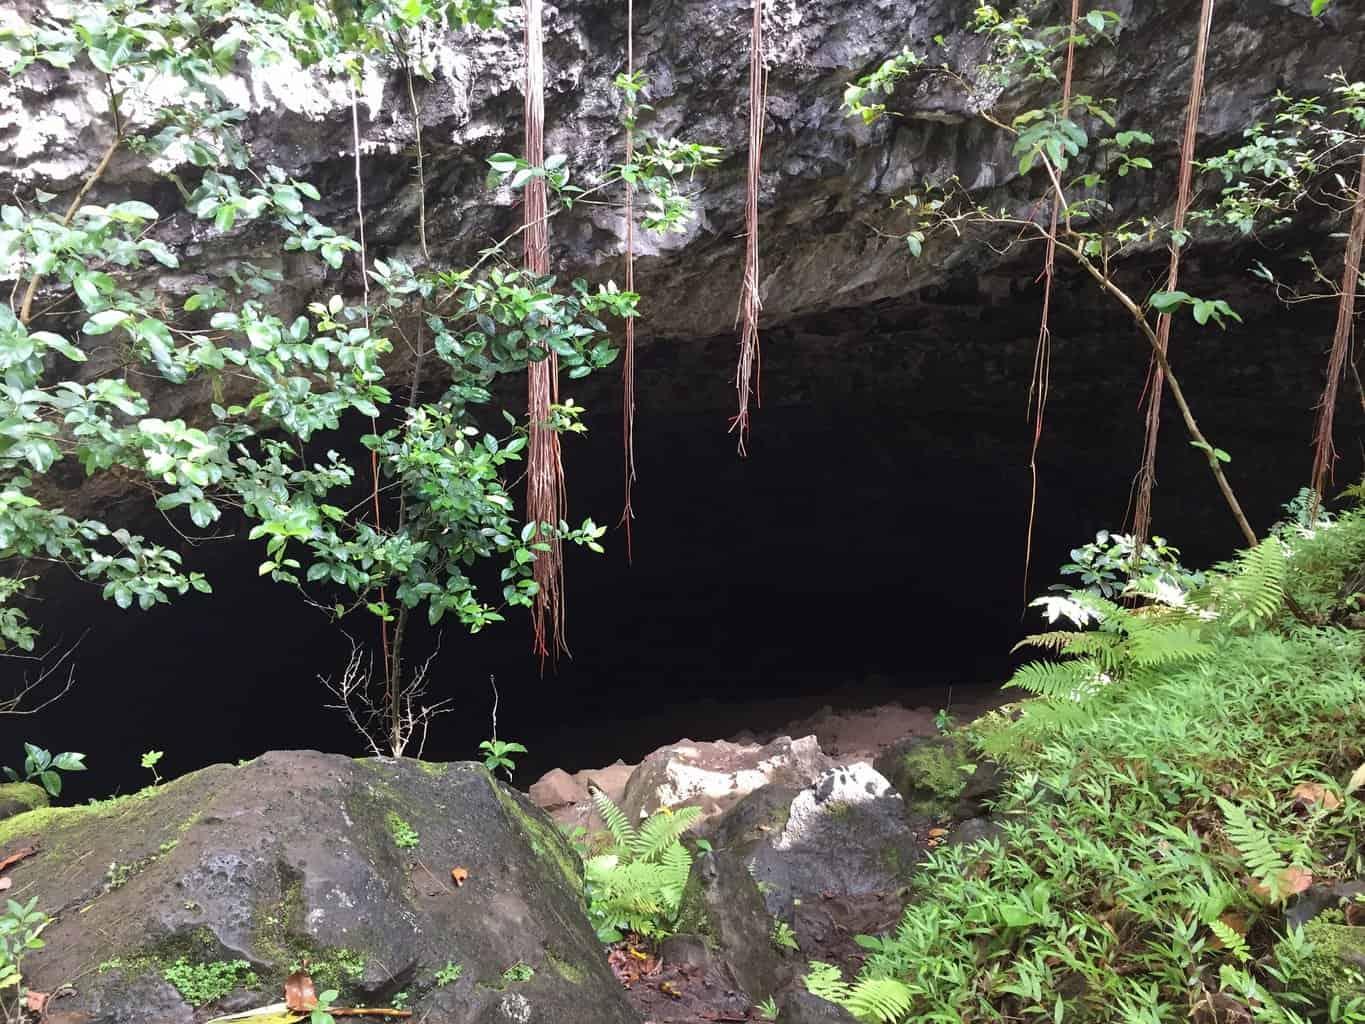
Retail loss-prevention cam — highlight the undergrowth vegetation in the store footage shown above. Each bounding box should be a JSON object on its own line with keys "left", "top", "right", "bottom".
{"left": 809, "top": 500, "right": 1365, "bottom": 1022}
{"left": 575, "top": 790, "right": 700, "bottom": 943}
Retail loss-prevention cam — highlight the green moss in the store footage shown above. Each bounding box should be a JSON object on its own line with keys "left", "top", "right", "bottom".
{"left": 416, "top": 760, "right": 451, "bottom": 777}
{"left": 246, "top": 874, "right": 365, "bottom": 996}
{"left": 0, "top": 782, "right": 48, "bottom": 814}
{"left": 1288, "top": 918, "right": 1365, "bottom": 1002}
{"left": 387, "top": 811, "right": 419, "bottom": 849}
{"left": 545, "top": 949, "right": 585, "bottom": 984}
{"left": 162, "top": 957, "right": 256, "bottom": 1006}
{"left": 491, "top": 777, "right": 582, "bottom": 894}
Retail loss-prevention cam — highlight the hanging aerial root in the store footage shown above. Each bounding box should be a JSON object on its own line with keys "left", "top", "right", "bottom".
{"left": 1133, "top": 0, "right": 1215, "bottom": 549}
{"left": 1309, "top": 149, "right": 1365, "bottom": 520}
{"left": 730, "top": 0, "right": 766, "bottom": 455}
{"left": 1022, "top": 0, "right": 1080, "bottom": 600}
{"left": 621, "top": 0, "right": 638, "bottom": 560}
{"left": 523, "top": 0, "right": 567, "bottom": 662}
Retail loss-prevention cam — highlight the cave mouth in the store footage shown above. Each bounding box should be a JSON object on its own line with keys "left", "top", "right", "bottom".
{"left": 11, "top": 286, "right": 1358, "bottom": 800}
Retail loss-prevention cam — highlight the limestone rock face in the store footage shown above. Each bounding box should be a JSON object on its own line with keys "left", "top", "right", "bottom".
{"left": 1, "top": 751, "right": 639, "bottom": 1024}
{"left": 620, "top": 734, "right": 832, "bottom": 823}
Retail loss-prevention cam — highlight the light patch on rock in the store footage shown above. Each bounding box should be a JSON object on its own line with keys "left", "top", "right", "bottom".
{"left": 499, "top": 992, "right": 532, "bottom": 1022}
{"left": 774, "top": 763, "right": 896, "bottom": 851}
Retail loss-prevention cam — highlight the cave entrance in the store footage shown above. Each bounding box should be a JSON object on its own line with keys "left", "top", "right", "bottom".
{"left": 9, "top": 290, "right": 1356, "bottom": 799}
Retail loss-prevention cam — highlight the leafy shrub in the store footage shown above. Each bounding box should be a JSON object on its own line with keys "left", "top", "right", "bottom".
{"left": 4, "top": 743, "right": 85, "bottom": 797}
{"left": 0, "top": 896, "right": 49, "bottom": 1019}
{"left": 579, "top": 791, "right": 700, "bottom": 942}
{"left": 813, "top": 515, "right": 1365, "bottom": 1022}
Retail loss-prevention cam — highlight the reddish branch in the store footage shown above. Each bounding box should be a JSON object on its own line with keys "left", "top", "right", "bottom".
{"left": 730, "top": 0, "right": 766, "bottom": 454}
{"left": 1309, "top": 150, "right": 1365, "bottom": 518}
{"left": 524, "top": 0, "right": 567, "bottom": 661}
{"left": 621, "top": 0, "right": 637, "bottom": 559}
{"left": 1133, "top": 0, "right": 1215, "bottom": 548}
{"left": 1024, "top": 0, "right": 1081, "bottom": 597}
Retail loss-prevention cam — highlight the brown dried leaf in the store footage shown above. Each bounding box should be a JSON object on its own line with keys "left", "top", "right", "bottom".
{"left": 0, "top": 876, "right": 11, "bottom": 891}
{"left": 1292, "top": 782, "right": 1342, "bottom": 811}
{"left": 24, "top": 990, "right": 47, "bottom": 1013}
{"left": 928, "top": 828, "right": 949, "bottom": 838}
{"left": 284, "top": 970, "right": 318, "bottom": 1012}
{"left": 450, "top": 866, "right": 469, "bottom": 887}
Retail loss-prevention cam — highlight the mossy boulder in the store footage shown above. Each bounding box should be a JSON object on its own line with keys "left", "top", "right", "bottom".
{"left": 1284, "top": 917, "right": 1365, "bottom": 1003}
{"left": 873, "top": 733, "right": 1003, "bottom": 821}
{"left": 0, "top": 751, "right": 638, "bottom": 1024}
{"left": 0, "top": 781, "right": 47, "bottom": 822}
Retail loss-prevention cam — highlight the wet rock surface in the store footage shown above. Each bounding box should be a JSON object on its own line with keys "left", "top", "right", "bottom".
{"left": 1, "top": 751, "right": 639, "bottom": 1024}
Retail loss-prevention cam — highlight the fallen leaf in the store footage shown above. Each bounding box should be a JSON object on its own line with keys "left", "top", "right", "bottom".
{"left": 628, "top": 946, "right": 650, "bottom": 961}
{"left": 1291, "top": 783, "right": 1342, "bottom": 811}
{"left": 928, "top": 828, "right": 949, "bottom": 838}
{"left": 1250, "top": 866, "right": 1314, "bottom": 903}
{"left": 0, "top": 844, "right": 38, "bottom": 874}
{"left": 0, "top": 877, "right": 11, "bottom": 891}
{"left": 25, "top": 990, "right": 47, "bottom": 1013}
{"left": 659, "top": 980, "right": 682, "bottom": 1000}
{"left": 1347, "top": 763, "right": 1365, "bottom": 796}
{"left": 450, "top": 867, "right": 469, "bottom": 887}
{"left": 284, "top": 970, "right": 318, "bottom": 1012}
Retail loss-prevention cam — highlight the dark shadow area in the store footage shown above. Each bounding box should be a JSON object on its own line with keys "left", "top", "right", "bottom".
{"left": 6, "top": 289, "right": 1360, "bottom": 800}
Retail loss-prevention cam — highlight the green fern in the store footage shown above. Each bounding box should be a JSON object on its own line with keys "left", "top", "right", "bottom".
{"left": 582, "top": 791, "right": 698, "bottom": 942}
{"left": 1209, "top": 919, "right": 1251, "bottom": 963}
{"left": 1202, "top": 539, "right": 1286, "bottom": 629}
{"left": 1216, "top": 797, "right": 1291, "bottom": 901}
{"left": 844, "top": 977, "right": 915, "bottom": 1023}
{"left": 804, "top": 962, "right": 914, "bottom": 1023}
{"left": 1008, "top": 659, "right": 1101, "bottom": 700}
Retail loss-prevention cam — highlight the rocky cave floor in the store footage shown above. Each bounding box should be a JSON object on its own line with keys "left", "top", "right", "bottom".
{"left": 523, "top": 695, "right": 1011, "bottom": 1024}
{"left": 0, "top": 692, "right": 1012, "bottom": 1024}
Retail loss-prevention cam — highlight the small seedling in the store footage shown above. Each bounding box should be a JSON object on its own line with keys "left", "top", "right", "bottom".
{"left": 479, "top": 739, "right": 528, "bottom": 780}
{"left": 5, "top": 742, "right": 86, "bottom": 797}
{"left": 435, "top": 961, "right": 464, "bottom": 986}
{"left": 141, "top": 750, "right": 164, "bottom": 784}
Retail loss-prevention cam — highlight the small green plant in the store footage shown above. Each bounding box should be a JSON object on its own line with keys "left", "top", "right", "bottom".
{"left": 479, "top": 739, "right": 528, "bottom": 780}
{"left": 391, "top": 990, "right": 409, "bottom": 1010}
{"left": 755, "top": 995, "right": 779, "bottom": 1020}
{"left": 434, "top": 961, "right": 464, "bottom": 986}
{"left": 386, "top": 812, "right": 419, "bottom": 850}
{"left": 141, "top": 750, "right": 164, "bottom": 784}
{"left": 4, "top": 742, "right": 86, "bottom": 797}
{"left": 932, "top": 708, "right": 953, "bottom": 733}
{"left": 0, "top": 896, "right": 49, "bottom": 1019}
{"left": 1052, "top": 530, "right": 1202, "bottom": 600}
{"left": 160, "top": 957, "right": 256, "bottom": 1007}
{"left": 311, "top": 988, "right": 340, "bottom": 1024}
{"left": 771, "top": 920, "right": 799, "bottom": 952}
{"left": 501, "top": 961, "right": 534, "bottom": 984}
{"left": 579, "top": 790, "right": 701, "bottom": 942}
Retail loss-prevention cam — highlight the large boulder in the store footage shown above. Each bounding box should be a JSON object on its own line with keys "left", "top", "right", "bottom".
{"left": 620, "top": 735, "right": 831, "bottom": 824}
{"left": 710, "top": 763, "right": 920, "bottom": 959}
{"left": 0, "top": 751, "right": 639, "bottom": 1024}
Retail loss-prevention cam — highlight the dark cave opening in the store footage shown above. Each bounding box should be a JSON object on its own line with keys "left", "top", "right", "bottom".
{"left": 6, "top": 284, "right": 1360, "bottom": 801}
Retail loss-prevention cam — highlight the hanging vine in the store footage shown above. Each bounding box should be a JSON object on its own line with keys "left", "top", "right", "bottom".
{"left": 731, "top": 0, "right": 766, "bottom": 454}
{"left": 1023, "top": 0, "right": 1081, "bottom": 597}
{"left": 1309, "top": 150, "right": 1365, "bottom": 518}
{"left": 621, "top": 0, "right": 638, "bottom": 558}
{"left": 523, "top": 0, "right": 567, "bottom": 662}
{"left": 1133, "top": 0, "right": 1216, "bottom": 549}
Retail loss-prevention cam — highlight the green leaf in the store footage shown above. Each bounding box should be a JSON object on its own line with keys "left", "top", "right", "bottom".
{"left": 83, "top": 309, "right": 130, "bottom": 335}
{"left": 1150, "top": 291, "right": 1191, "bottom": 314}
{"left": 1086, "top": 10, "right": 1105, "bottom": 32}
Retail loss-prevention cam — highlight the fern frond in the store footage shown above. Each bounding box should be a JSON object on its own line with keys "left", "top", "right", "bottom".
{"left": 1203, "top": 539, "right": 1286, "bottom": 630}
{"left": 804, "top": 962, "right": 853, "bottom": 1005}
{"left": 1210, "top": 919, "right": 1251, "bottom": 963}
{"left": 631, "top": 804, "right": 702, "bottom": 862}
{"left": 1008, "top": 659, "right": 1101, "bottom": 700}
{"left": 1123, "top": 622, "right": 1212, "bottom": 667}
{"left": 844, "top": 977, "right": 915, "bottom": 1023}
{"left": 1216, "top": 797, "right": 1288, "bottom": 894}
{"left": 591, "top": 788, "right": 637, "bottom": 851}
